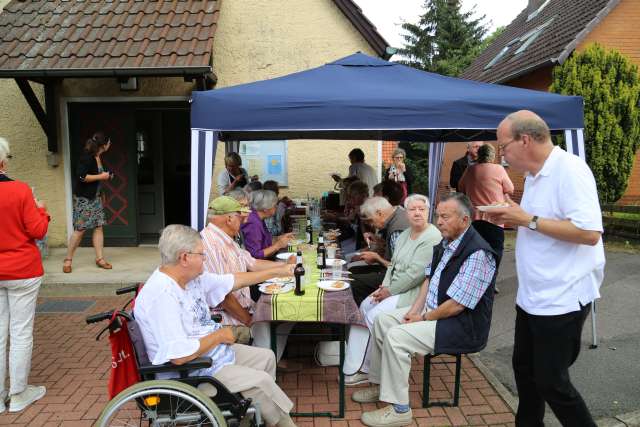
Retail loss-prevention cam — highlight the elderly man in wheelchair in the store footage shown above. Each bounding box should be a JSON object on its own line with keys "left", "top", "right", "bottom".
{"left": 130, "top": 224, "right": 297, "bottom": 427}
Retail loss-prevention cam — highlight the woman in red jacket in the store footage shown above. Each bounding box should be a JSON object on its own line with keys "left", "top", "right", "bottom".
{"left": 0, "top": 137, "right": 50, "bottom": 413}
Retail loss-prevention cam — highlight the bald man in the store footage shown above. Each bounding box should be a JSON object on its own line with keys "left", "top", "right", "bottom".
{"left": 490, "top": 110, "right": 603, "bottom": 427}
{"left": 449, "top": 141, "right": 483, "bottom": 192}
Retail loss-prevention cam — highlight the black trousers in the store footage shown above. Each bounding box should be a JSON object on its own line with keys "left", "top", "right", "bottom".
{"left": 513, "top": 304, "right": 596, "bottom": 427}
{"left": 348, "top": 265, "right": 387, "bottom": 306}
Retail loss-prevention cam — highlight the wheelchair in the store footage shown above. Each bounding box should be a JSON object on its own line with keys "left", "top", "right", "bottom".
{"left": 86, "top": 284, "right": 260, "bottom": 427}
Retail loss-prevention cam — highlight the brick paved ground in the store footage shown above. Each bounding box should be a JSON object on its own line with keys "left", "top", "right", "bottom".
{"left": 0, "top": 295, "right": 515, "bottom": 426}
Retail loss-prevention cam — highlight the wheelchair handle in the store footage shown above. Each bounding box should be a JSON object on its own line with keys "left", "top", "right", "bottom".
{"left": 116, "top": 284, "right": 139, "bottom": 295}
{"left": 85, "top": 310, "right": 132, "bottom": 324}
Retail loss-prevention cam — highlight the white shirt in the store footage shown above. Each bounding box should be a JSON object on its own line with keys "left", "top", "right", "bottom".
{"left": 516, "top": 146, "right": 605, "bottom": 315}
{"left": 348, "top": 162, "right": 378, "bottom": 196}
{"left": 134, "top": 269, "right": 236, "bottom": 377}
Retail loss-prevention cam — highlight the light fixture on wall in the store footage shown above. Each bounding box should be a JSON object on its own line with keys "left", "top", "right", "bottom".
{"left": 118, "top": 77, "right": 138, "bottom": 91}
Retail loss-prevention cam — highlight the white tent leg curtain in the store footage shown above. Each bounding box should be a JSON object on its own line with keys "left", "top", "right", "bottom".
{"left": 191, "top": 129, "right": 217, "bottom": 231}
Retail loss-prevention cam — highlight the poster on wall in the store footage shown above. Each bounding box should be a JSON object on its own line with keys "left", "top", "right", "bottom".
{"left": 239, "top": 140, "right": 288, "bottom": 186}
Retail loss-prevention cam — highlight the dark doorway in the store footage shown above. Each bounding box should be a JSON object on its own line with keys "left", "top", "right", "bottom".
{"left": 68, "top": 101, "right": 190, "bottom": 246}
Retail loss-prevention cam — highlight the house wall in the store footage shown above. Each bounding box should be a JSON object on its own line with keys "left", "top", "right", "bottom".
{"left": 575, "top": 0, "right": 640, "bottom": 204}
{"left": 210, "top": 0, "right": 380, "bottom": 199}
{"left": 0, "top": 0, "right": 382, "bottom": 246}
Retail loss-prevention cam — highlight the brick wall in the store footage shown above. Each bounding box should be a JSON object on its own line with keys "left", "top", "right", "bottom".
{"left": 381, "top": 141, "right": 399, "bottom": 168}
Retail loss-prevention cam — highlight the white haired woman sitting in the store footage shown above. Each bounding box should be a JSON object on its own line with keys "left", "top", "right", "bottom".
{"left": 342, "top": 194, "right": 442, "bottom": 385}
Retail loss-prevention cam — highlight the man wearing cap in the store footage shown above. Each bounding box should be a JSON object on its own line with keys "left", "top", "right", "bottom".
{"left": 201, "top": 196, "right": 296, "bottom": 365}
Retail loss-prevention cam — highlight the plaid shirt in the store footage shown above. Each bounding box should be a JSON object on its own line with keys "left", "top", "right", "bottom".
{"left": 426, "top": 228, "right": 495, "bottom": 310}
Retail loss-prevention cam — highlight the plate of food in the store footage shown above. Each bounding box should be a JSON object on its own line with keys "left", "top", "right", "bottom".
{"left": 276, "top": 252, "right": 296, "bottom": 261}
{"left": 317, "top": 280, "right": 350, "bottom": 291}
{"left": 476, "top": 202, "right": 510, "bottom": 212}
{"left": 259, "top": 282, "right": 295, "bottom": 295}
{"left": 326, "top": 258, "right": 346, "bottom": 267}
{"left": 265, "top": 276, "right": 294, "bottom": 284}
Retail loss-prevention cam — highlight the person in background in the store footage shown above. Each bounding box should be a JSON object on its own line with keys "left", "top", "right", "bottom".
{"left": 0, "top": 137, "right": 50, "bottom": 413}
{"left": 381, "top": 180, "right": 405, "bottom": 207}
{"left": 384, "top": 148, "right": 413, "bottom": 202}
{"left": 63, "top": 131, "right": 113, "bottom": 273}
{"left": 350, "top": 197, "right": 410, "bottom": 306}
{"left": 217, "top": 152, "right": 250, "bottom": 196}
{"left": 333, "top": 148, "right": 379, "bottom": 196}
{"left": 244, "top": 180, "right": 263, "bottom": 193}
{"left": 450, "top": 141, "right": 483, "bottom": 192}
{"left": 262, "top": 180, "right": 290, "bottom": 237}
{"left": 490, "top": 110, "right": 604, "bottom": 427}
{"left": 134, "top": 225, "right": 297, "bottom": 427}
{"left": 372, "top": 182, "right": 383, "bottom": 197}
{"left": 202, "top": 196, "right": 296, "bottom": 367}
{"left": 342, "top": 195, "right": 441, "bottom": 386}
{"left": 458, "top": 144, "right": 514, "bottom": 225}
{"left": 241, "top": 190, "right": 294, "bottom": 260}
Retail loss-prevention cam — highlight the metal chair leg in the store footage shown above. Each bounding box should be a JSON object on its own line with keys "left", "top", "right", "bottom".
{"left": 423, "top": 354, "right": 462, "bottom": 407}
{"left": 422, "top": 355, "right": 431, "bottom": 407}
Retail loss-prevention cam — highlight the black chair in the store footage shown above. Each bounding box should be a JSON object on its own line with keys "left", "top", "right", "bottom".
{"left": 422, "top": 221, "right": 504, "bottom": 407}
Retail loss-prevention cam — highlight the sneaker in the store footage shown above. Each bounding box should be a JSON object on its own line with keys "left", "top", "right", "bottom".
{"left": 0, "top": 390, "right": 6, "bottom": 414}
{"left": 9, "top": 385, "right": 46, "bottom": 412}
{"left": 361, "top": 405, "right": 413, "bottom": 427}
{"left": 351, "top": 385, "right": 379, "bottom": 403}
{"left": 342, "top": 371, "right": 369, "bottom": 386}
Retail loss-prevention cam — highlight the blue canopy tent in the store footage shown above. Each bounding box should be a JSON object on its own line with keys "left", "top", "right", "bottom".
{"left": 190, "top": 52, "right": 595, "bottom": 345}
{"left": 190, "top": 52, "right": 585, "bottom": 230}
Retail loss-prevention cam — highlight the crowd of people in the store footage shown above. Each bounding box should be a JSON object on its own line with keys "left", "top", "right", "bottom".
{"left": 0, "top": 110, "right": 605, "bottom": 427}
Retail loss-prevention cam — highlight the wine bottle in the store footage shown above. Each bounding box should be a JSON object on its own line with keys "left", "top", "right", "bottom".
{"left": 317, "top": 235, "right": 326, "bottom": 269}
{"left": 305, "top": 217, "right": 313, "bottom": 244}
{"left": 294, "top": 250, "right": 305, "bottom": 296}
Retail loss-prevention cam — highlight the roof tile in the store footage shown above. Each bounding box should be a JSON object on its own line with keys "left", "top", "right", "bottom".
{"left": 0, "top": 0, "right": 220, "bottom": 75}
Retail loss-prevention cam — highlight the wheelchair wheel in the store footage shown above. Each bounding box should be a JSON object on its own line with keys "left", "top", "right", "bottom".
{"left": 96, "top": 380, "right": 227, "bottom": 426}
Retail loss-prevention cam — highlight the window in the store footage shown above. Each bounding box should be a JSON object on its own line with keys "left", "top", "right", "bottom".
{"left": 484, "top": 39, "right": 519, "bottom": 70}
{"left": 514, "top": 17, "right": 555, "bottom": 55}
{"left": 527, "top": 0, "right": 551, "bottom": 22}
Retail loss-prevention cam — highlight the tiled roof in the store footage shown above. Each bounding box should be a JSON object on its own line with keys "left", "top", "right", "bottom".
{"left": 462, "top": 0, "right": 618, "bottom": 83}
{"left": 0, "top": 0, "right": 220, "bottom": 77}
{"left": 333, "top": 0, "right": 390, "bottom": 59}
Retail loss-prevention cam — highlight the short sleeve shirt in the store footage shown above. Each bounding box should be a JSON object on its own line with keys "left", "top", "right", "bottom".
{"left": 134, "top": 269, "right": 236, "bottom": 377}
{"left": 516, "top": 146, "right": 605, "bottom": 315}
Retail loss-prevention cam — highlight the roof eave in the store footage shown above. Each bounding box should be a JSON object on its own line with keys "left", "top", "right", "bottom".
{"left": 331, "top": 0, "right": 391, "bottom": 59}
{"left": 490, "top": 58, "right": 557, "bottom": 84}
{"left": 0, "top": 65, "right": 213, "bottom": 79}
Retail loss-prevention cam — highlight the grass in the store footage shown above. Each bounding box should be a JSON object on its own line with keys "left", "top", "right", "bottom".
{"left": 502, "top": 230, "right": 640, "bottom": 254}
{"left": 602, "top": 211, "right": 640, "bottom": 221}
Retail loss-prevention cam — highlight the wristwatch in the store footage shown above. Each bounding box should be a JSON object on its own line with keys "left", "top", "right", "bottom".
{"left": 527, "top": 215, "right": 539, "bottom": 231}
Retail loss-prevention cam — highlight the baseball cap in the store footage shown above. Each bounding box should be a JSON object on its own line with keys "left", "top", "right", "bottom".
{"left": 208, "top": 196, "right": 251, "bottom": 215}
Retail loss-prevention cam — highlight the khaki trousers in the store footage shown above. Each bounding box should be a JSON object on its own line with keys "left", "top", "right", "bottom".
{"left": 369, "top": 307, "right": 436, "bottom": 405}
{"left": 213, "top": 344, "right": 293, "bottom": 425}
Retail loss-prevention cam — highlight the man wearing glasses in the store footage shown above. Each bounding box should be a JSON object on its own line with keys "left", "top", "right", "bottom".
{"left": 490, "top": 110, "right": 603, "bottom": 427}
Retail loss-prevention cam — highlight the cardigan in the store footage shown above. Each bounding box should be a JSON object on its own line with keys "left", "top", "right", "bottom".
{"left": 75, "top": 153, "right": 101, "bottom": 199}
{"left": 240, "top": 210, "right": 273, "bottom": 259}
{"left": 0, "top": 175, "right": 50, "bottom": 280}
{"left": 382, "top": 225, "right": 442, "bottom": 307}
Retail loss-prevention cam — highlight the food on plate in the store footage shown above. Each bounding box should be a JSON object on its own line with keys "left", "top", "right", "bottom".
{"left": 331, "top": 281, "right": 346, "bottom": 289}
{"left": 489, "top": 202, "right": 509, "bottom": 207}
{"left": 265, "top": 284, "right": 283, "bottom": 293}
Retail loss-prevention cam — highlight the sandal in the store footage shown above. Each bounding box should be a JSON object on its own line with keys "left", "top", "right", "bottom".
{"left": 95, "top": 258, "right": 112, "bottom": 270}
{"left": 62, "top": 258, "right": 72, "bottom": 273}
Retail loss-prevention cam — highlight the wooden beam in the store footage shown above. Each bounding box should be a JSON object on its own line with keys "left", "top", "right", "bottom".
{"left": 44, "top": 81, "right": 58, "bottom": 153}
{"left": 15, "top": 78, "right": 48, "bottom": 135}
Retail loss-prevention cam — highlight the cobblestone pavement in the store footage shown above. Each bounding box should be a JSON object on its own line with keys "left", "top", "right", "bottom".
{"left": 0, "top": 295, "right": 515, "bottom": 426}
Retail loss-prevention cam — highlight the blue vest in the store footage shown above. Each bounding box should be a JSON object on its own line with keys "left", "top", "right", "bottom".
{"left": 430, "top": 226, "right": 497, "bottom": 355}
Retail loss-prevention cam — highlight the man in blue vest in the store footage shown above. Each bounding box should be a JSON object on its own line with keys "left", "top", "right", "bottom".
{"left": 353, "top": 193, "right": 497, "bottom": 427}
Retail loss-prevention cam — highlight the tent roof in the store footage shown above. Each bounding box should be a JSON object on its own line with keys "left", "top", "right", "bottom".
{"left": 191, "top": 52, "right": 583, "bottom": 142}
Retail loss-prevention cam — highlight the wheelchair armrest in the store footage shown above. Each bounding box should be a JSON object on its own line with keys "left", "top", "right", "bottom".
{"left": 138, "top": 357, "right": 213, "bottom": 376}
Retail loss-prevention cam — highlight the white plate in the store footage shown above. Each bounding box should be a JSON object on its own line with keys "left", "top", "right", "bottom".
{"left": 276, "top": 252, "right": 295, "bottom": 261}
{"left": 265, "top": 276, "right": 294, "bottom": 284}
{"left": 317, "top": 280, "right": 350, "bottom": 291}
{"left": 476, "top": 203, "right": 509, "bottom": 212}
{"left": 259, "top": 282, "right": 295, "bottom": 295}
{"left": 326, "top": 258, "right": 346, "bottom": 267}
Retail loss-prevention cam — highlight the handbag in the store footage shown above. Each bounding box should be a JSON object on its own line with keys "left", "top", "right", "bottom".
{"left": 314, "top": 340, "right": 340, "bottom": 367}
{"left": 107, "top": 312, "right": 140, "bottom": 399}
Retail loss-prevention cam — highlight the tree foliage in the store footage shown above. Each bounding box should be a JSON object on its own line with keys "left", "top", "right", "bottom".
{"left": 396, "top": 0, "right": 488, "bottom": 194}
{"left": 550, "top": 44, "right": 640, "bottom": 203}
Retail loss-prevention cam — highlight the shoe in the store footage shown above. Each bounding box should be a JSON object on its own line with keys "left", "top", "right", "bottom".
{"left": 351, "top": 385, "right": 379, "bottom": 403}
{"left": 62, "top": 258, "right": 72, "bottom": 273}
{"left": 277, "top": 360, "right": 303, "bottom": 373}
{"left": 0, "top": 390, "right": 6, "bottom": 413}
{"left": 95, "top": 258, "right": 112, "bottom": 270}
{"left": 9, "top": 385, "right": 46, "bottom": 412}
{"left": 361, "top": 405, "right": 412, "bottom": 427}
{"left": 342, "top": 371, "right": 369, "bottom": 386}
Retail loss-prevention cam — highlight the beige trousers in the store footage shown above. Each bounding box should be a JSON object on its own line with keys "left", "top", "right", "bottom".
{"left": 213, "top": 344, "right": 293, "bottom": 425}
{"left": 369, "top": 307, "right": 436, "bottom": 405}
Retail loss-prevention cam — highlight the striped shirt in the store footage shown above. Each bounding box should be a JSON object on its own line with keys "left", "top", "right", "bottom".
{"left": 201, "top": 223, "right": 256, "bottom": 325}
{"left": 426, "top": 228, "right": 495, "bottom": 310}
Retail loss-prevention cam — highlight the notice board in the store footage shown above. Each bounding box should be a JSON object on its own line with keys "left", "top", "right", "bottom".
{"left": 239, "top": 140, "right": 288, "bottom": 186}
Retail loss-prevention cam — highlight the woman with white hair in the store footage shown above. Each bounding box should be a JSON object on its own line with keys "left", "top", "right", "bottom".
{"left": 0, "top": 137, "right": 50, "bottom": 412}
{"left": 343, "top": 194, "right": 442, "bottom": 386}
{"left": 241, "top": 190, "right": 294, "bottom": 259}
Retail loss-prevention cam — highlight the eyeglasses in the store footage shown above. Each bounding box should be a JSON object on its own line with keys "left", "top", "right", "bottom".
{"left": 498, "top": 137, "right": 518, "bottom": 151}
{"left": 392, "top": 156, "right": 404, "bottom": 159}
{"left": 186, "top": 251, "right": 206, "bottom": 258}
